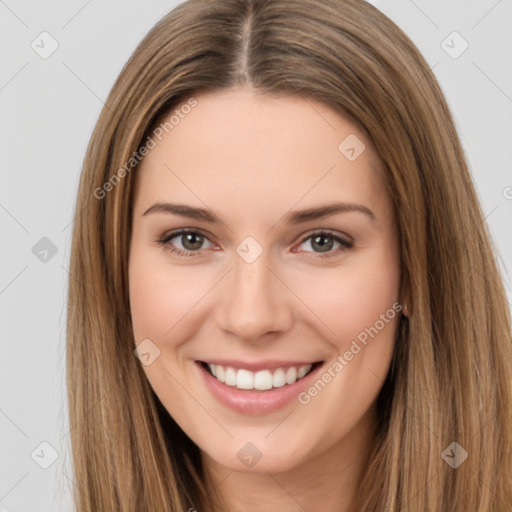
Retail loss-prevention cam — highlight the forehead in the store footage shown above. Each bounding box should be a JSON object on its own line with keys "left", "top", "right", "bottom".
{"left": 134, "top": 88, "right": 388, "bottom": 221}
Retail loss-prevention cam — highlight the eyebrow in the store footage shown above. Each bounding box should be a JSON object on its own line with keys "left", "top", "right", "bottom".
{"left": 142, "top": 201, "right": 376, "bottom": 223}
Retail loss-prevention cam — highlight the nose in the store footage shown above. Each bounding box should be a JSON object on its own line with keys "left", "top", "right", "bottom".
{"left": 215, "top": 251, "right": 293, "bottom": 343}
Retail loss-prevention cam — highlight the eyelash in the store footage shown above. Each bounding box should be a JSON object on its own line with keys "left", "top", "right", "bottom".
{"left": 156, "top": 229, "right": 354, "bottom": 259}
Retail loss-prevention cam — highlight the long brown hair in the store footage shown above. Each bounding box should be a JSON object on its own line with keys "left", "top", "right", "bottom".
{"left": 66, "top": 0, "right": 512, "bottom": 509}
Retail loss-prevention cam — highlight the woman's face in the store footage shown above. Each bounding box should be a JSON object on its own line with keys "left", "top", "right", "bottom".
{"left": 129, "top": 87, "right": 402, "bottom": 474}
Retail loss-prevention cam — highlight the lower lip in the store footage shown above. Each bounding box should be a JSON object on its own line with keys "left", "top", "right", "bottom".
{"left": 197, "top": 362, "right": 323, "bottom": 415}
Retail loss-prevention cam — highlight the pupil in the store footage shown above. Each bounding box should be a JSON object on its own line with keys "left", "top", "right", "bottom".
{"left": 183, "top": 233, "right": 203, "bottom": 250}
{"left": 313, "top": 235, "right": 333, "bottom": 253}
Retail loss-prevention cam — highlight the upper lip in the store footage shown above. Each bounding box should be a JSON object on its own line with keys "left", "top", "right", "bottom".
{"left": 198, "top": 359, "right": 322, "bottom": 372}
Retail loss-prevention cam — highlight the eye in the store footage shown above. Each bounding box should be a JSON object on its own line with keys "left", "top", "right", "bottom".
{"left": 156, "top": 228, "right": 353, "bottom": 259}
{"left": 294, "top": 230, "right": 353, "bottom": 258}
{"left": 156, "top": 229, "right": 215, "bottom": 257}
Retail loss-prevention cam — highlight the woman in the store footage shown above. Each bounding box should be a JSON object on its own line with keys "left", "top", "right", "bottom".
{"left": 66, "top": 0, "right": 512, "bottom": 510}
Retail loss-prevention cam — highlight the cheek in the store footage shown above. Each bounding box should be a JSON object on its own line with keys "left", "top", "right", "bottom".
{"left": 294, "top": 252, "right": 401, "bottom": 351}
{"left": 129, "top": 268, "right": 170, "bottom": 343}
{"left": 287, "top": 251, "right": 401, "bottom": 447}
{"left": 129, "top": 253, "right": 209, "bottom": 343}
{"left": 128, "top": 251, "right": 206, "bottom": 413}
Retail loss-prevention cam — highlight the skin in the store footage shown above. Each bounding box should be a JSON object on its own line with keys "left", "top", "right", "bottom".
{"left": 128, "top": 87, "right": 402, "bottom": 511}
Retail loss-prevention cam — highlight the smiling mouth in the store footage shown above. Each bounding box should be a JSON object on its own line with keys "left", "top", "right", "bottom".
{"left": 199, "top": 361, "right": 323, "bottom": 391}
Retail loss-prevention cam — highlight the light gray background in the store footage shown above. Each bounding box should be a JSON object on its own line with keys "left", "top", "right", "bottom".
{"left": 1, "top": 1, "right": 511, "bottom": 510}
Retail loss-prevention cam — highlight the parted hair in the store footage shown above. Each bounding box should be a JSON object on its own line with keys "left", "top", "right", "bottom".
{"left": 66, "top": 0, "right": 512, "bottom": 510}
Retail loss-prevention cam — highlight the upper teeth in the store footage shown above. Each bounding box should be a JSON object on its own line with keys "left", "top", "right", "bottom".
{"left": 207, "top": 363, "right": 313, "bottom": 391}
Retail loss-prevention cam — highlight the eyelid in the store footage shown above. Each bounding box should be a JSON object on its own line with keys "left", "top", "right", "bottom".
{"left": 156, "top": 227, "right": 353, "bottom": 257}
{"left": 157, "top": 228, "right": 216, "bottom": 249}
{"left": 292, "top": 229, "right": 353, "bottom": 256}
{"left": 297, "top": 228, "right": 353, "bottom": 246}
